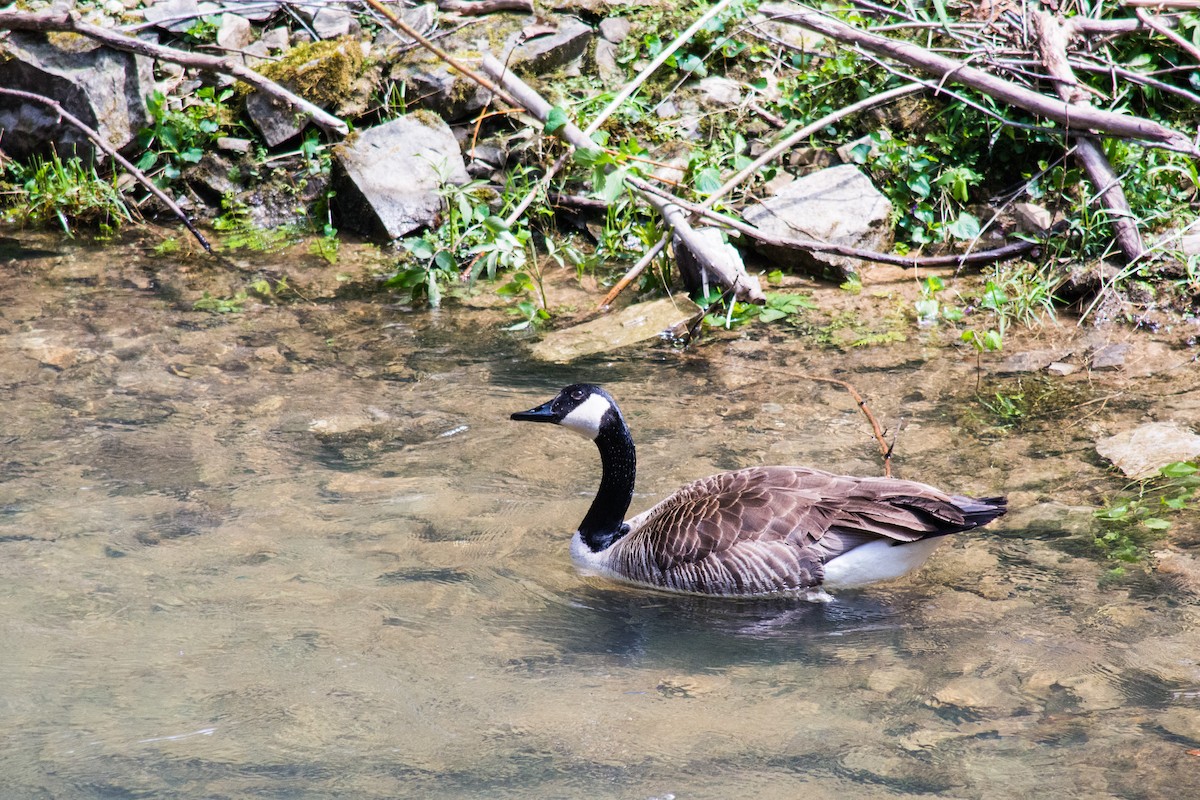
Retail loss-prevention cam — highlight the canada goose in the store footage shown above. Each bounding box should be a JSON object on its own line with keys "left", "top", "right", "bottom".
{"left": 512, "top": 384, "right": 1006, "bottom": 599}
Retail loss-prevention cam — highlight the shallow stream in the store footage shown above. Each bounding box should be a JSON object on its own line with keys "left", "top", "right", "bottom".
{"left": 2, "top": 234, "right": 1199, "bottom": 798}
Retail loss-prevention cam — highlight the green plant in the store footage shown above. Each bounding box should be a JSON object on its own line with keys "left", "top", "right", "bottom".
{"left": 137, "top": 87, "right": 235, "bottom": 184}
{"left": 3, "top": 151, "right": 130, "bottom": 235}
{"left": 862, "top": 133, "right": 984, "bottom": 248}
{"left": 1093, "top": 461, "right": 1200, "bottom": 563}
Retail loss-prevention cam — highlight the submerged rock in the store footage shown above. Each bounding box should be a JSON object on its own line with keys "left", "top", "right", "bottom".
{"left": 332, "top": 114, "right": 469, "bottom": 241}
{"left": 1096, "top": 422, "right": 1200, "bottom": 480}
{"left": 742, "top": 165, "right": 892, "bottom": 281}
{"left": 0, "top": 31, "right": 153, "bottom": 161}
{"left": 530, "top": 297, "right": 701, "bottom": 362}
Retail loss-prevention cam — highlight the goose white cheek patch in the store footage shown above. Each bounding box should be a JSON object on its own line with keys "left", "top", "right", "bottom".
{"left": 560, "top": 394, "right": 611, "bottom": 440}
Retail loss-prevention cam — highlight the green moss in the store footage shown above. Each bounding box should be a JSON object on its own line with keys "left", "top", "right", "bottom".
{"left": 255, "top": 37, "right": 364, "bottom": 106}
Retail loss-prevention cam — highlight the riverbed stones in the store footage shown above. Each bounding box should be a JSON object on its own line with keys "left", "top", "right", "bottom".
{"left": 331, "top": 114, "right": 470, "bottom": 241}
{"left": 0, "top": 31, "right": 153, "bottom": 162}
{"left": 741, "top": 164, "right": 893, "bottom": 281}
{"left": 1095, "top": 422, "right": 1200, "bottom": 480}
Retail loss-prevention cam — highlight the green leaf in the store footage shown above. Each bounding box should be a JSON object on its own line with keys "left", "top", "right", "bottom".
{"left": 693, "top": 167, "right": 722, "bottom": 195}
{"left": 596, "top": 168, "right": 629, "bottom": 204}
{"left": 1142, "top": 517, "right": 1172, "bottom": 531}
{"left": 483, "top": 215, "right": 509, "bottom": 234}
{"left": 573, "top": 147, "right": 606, "bottom": 168}
{"left": 1160, "top": 461, "right": 1198, "bottom": 478}
{"left": 544, "top": 106, "right": 568, "bottom": 134}
{"left": 945, "top": 212, "right": 981, "bottom": 241}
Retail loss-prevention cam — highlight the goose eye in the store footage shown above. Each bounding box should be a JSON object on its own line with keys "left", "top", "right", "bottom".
{"left": 570, "top": 389, "right": 585, "bottom": 400}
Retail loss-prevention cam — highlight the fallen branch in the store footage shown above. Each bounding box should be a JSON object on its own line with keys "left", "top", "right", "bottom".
{"left": 0, "top": 87, "right": 212, "bottom": 253}
{"left": 757, "top": 3, "right": 1198, "bottom": 154}
{"left": 480, "top": 54, "right": 765, "bottom": 303}
{"left": 0, "top": 7, "right": 348, "bottom": 137}
{"left": 1032, "top": 10, "right": 1146, "bottom": 263}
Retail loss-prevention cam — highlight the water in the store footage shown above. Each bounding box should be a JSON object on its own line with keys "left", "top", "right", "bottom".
{"left": 2, "top": 234, "right": 1199, "bottom": 798}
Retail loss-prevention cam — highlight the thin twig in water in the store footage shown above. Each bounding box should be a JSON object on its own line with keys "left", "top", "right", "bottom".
{"left": 801, "top": 374, "right": 894, "bottom": 477}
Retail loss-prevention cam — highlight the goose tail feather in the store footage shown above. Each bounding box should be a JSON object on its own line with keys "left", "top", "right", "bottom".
{"left": 951, "top": 495, "right": 1008, "bottom": 528}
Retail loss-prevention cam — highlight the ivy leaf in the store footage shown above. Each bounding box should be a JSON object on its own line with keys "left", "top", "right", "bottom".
{"left": 544, "top": 106, "right": 568, "bottom": 134}
{"left": 693, "top": 167, "right": 722, "bottom": 195}
{"left": 945, "top": 212, "right": 981, "bottom": 241}
{"left": 1160, "top": 461, "right": 1198, "bottom": 478}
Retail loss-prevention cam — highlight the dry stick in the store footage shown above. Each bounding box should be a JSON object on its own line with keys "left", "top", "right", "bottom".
{"left": 0, "top": 87, "right": 213, "bottom": 253}
{"left": 801, "top": 374, "right": 894, "bottom": 478}
{"left": 481, "top": 55, "right": 765, "bottom": 303}
{"left": 582, "top": 0, "right": 739, "bottom": 137}
{"left": 1031, "top": 10, "right": 1146, "bottom": 264}
{"left": 704, "top": 83, "right": 924, "bottom": 208}
{"left": 0, "top": 7, "right": 348, "bottom": 137}
{"left": 504, "top": 0, "right": 739, "bottom": 240}
{"left": 597, "top": 236, "right": 670, "bottom": 308}
{"left": 757, "top": 3, "right": 1198, "bottom": 154}
{"left": 359, "top": 0, "right": 520, "bottom": 108}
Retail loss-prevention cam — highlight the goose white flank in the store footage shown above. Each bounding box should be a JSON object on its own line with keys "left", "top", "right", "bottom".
{"left": 512, "top": 384, "right": 1006, "bottom": 600}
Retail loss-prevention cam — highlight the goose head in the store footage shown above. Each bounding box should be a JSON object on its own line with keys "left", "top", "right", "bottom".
{"left": 510, "top": 383, "right": 623, "bottom": 441}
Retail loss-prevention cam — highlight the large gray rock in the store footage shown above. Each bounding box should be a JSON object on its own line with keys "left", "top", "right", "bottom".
{"left": 332, "top": 115, "right": 469, "bottom": 241}
{"left": 1096, "top": 423, "right": 1200, "bottom": 480}
{"left": 0, "top": 32, "right": 154, "bottom": 162}
{"left": 742, "top": 164, "right": 893, "bottom": 281}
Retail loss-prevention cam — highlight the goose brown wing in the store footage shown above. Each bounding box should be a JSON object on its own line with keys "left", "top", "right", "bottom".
{"left": 618, "top": 466, "right": 989, "bottom": 594}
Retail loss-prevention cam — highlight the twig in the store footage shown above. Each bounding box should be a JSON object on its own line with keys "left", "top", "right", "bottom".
{"left": 634, "top": 179, "right": 1060, "bottom": 269}
{"left": 1132, "top": 8, "right": 1200, "bottom": 62}
{"left": 0, "top": 7, "right": 348, "bottom": 137}
{"left": 437, "top": 0, "right": 534, "bottom": 14}
{"left": 597, "top": 235, "right": 670, "bottom": 309}
{"left": 703, "top": 83, "right": 924, "bottom": 208}
{"left": 359, "top": 0, "right": 520, "bottom": 108}
{"left": 0, "top": 87, "right": 213, "bottom": 253}
{"left": 801, "top": 374, "right": 894, "bottom": 477}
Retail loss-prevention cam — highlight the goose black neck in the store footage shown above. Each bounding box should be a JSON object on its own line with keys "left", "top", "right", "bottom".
{"left": 578, "top": 415, "right": 636, "bottom": 552}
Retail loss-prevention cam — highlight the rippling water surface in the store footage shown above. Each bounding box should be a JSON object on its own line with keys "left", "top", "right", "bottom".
{"left": 2, "top": 235, "right": 1198, "bottom": 799}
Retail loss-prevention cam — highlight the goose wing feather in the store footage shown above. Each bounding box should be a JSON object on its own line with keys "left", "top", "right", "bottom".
{"left": 615, "top": 466, "right": 981, "bottom": 594}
